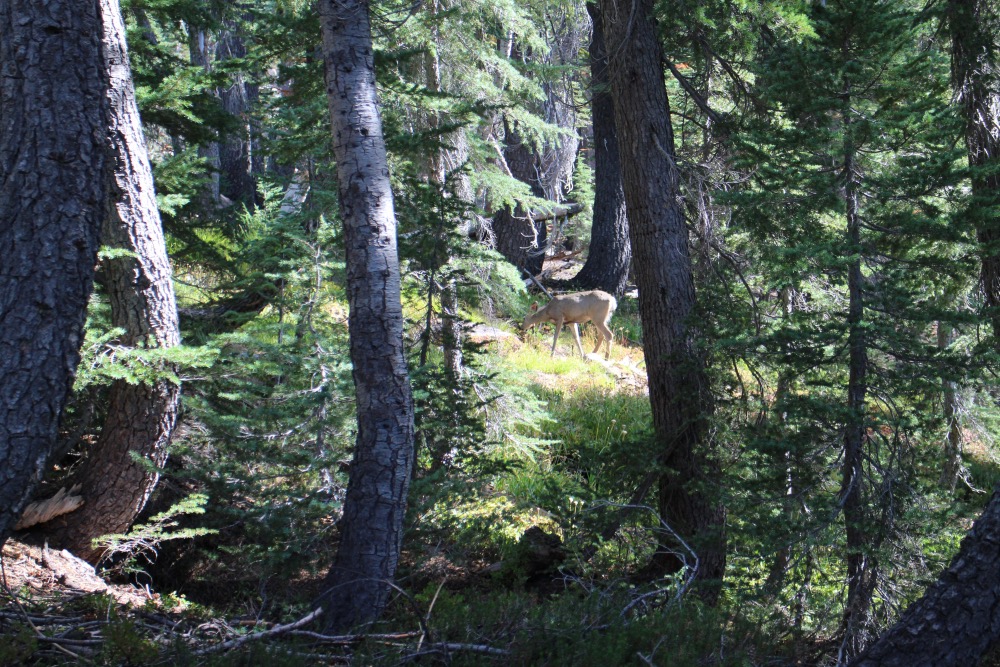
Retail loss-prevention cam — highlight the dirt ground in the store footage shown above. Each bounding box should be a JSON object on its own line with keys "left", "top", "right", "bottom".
{"left": 1, "top": 538, "right": 151, "bottom": 607}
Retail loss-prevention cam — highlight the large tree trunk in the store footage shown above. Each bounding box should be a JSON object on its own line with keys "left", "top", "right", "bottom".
{"left": 0, "top": 0, "right": 109, "bottom": 545}
{"left": 573, "top": 2, "right": 631, "bottom": 296}
{"left": 493, "top": 120, "right": 548, "bottom": 276}
{"left": 317, "top": 0, "right": 415, "bottom": 633}
{"left": 45, "top": 0, "right": 182, "bottom": 562}
{"left": 851, "top": 489, "right": 1000, "bottom": 666}
{"left": 599, "top": 0, "right": 725, "bottom": 599}
{"left": 949, "top": 0, "right": 1000, "bottom": 339}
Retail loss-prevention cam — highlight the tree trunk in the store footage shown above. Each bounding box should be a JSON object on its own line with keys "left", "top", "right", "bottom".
{"left": 949, "top": 0, "right": 1000, "bottom": 339}
{"left": 599, "top": 0, "right": 725, "bottom": 599}
{"left": 188, "top": 27, "right": 222, "bottom": 205}
{"left": 851, "top": 488, "right": 1000, "bottom": 666}
{"left": 939, "top": 322, "right": 963, "bottom": 492}
{"left": 493, "top": 120, "right": 548, "bottom": 276}
{"left": 574, "top": 2, "right": 631, "bottom": 296}
{"left": 0, "top": 0, "right": 109, "bottom": 545}
{"left": 317, "top": 0, "right": 415, "bottom": 633}
{"left": 216, "top": 18, "right": 262, "bottom": 208}
{"left": 45, "top": 0, "right": 182, "bottom": 562}
{"left": 841, "top": 124, "right": 877, "bottom": 657}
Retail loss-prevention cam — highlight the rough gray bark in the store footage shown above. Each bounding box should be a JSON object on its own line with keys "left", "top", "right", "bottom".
{"left": 0, "top": 0, "right": 109, "bottom": 546}
{"left": 45, "top": 0, "right": 182, "bottom": 562}
{"left": 573, "top": 2, "right": 631, "bottom": 296}
{"left": 851, "top": 489, "right": 1000, "bottom": 666}
{"left": 317, "top": 0, "right": 415, "bottom": 633}
{"left": 599, "top": 0, "right": 725, "bottom": 598}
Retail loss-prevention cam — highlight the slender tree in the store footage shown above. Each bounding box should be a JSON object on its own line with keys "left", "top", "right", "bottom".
{"left": 847, "top": 3, "right": 1000, "bottom": 660}
{"left": 732, "top": 0, "right": 966, "bottom": 655}
{"left": 598, "top": 0, "right": 726, "bottom": 597}
{"left": 45, "top": 0, "right": 182, "bottom": 562}
{"left": 317, "top": 0, "right": 415, "bottom": 632}
{"left": 0, "top": 0, "right": 109, "bottom": 546}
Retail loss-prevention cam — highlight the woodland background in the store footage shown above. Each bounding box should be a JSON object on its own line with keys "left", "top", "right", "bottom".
{"left": 2, "top": 0, "right": 1000, "bottom": 665}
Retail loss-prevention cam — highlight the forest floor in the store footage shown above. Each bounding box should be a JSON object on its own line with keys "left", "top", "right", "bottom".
{"left": 1, "top": 539, "right": 150, "bottom": 607}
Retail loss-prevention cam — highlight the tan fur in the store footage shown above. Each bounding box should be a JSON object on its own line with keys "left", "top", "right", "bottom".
{"left": 522, "top": 290, "right": 617, "bottom": 359}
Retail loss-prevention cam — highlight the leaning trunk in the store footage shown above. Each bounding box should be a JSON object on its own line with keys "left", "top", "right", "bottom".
{"left": 851, "top": 489, "right": 1000, "bottom": 666}
{"left": 46, "top": 0, "right": 182, "bottom": 562}
{"left": 317, "top": 0, "right": 415, "bottom": 632}
{"left": 0, "top": 0, "right": 109, "bottom": 545}
{"left": 598, "top": 0, "right": 725, "bottom": 599}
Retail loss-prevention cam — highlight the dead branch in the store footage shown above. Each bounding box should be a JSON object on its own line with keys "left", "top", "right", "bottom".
{"left": 193, "top": 607, "right": 323, "bottom": 655}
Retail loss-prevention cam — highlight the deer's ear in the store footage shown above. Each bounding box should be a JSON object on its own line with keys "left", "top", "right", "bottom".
{"left": 530, "top": 303, "right": 539, "bottom": 312}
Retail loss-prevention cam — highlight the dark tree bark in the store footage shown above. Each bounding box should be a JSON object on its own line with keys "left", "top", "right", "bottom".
{"left": 949, "top": 0, "right": 1000, "bottom": 338}
{"left": 573, "top": 2, "right": 631, "bottom": 296}
{"left": 317, "top": 0, "right": 415, "bottom": 633}
{"left": 851, "top": 489, "right": 1000, "bottom": 667}
{"left": 216, "top": 18, "right": 263, "bottom": 208}
{"left": 45, "top": 0, "right": 182, "bottom": 562}
{"left": 599, "top": 0, "right": 725, "bottom": 598}
{"left": 841, "top": 122, "right": 878, "bottom": 656}
{"left": 188, "top": 27, "right": 222, "bottom": 205}
{"left": 0, "top": 0, "right": 109, "bottom": 545}
{"left": 493, "top": 9, "right": 584, "bottom": 277}
{"left": 493, "top": 120, "right": 549, "bottom": 276}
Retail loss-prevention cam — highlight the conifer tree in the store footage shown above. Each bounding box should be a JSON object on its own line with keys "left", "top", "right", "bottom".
{"left": 732, "top": 0, "right": 967, "bottom": 654}
{"left": 43, "top": 0, "right": 182, "bottom": 562}
{"left": 599, "top": 0, "right": 726, "bottom": 598}
{"left": 0, "top": 0, "right": 110, "bottom": 546}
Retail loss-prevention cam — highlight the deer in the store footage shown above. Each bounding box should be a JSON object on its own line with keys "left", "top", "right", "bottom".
{"left": 522, "top": 290, "right": 617, "bottom": 360}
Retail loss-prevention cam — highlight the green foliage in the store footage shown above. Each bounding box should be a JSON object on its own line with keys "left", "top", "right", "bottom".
{"left": 22, "top": 0, "right": 999, "bottom": 662}
{"left": 361, "top": 586, "right": 763, "bottom": 667}
{"left": 94, "top": 494, "right": 217, "bottom": 569}
{"left": 0, "top": 623, "right": 37, "bottom": 667}
{"left": 102, "top": 609, "right": 161, "bottom": 665}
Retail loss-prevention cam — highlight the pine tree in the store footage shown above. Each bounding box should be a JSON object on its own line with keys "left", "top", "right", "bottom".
{"left": 0, "top": 0, "right": 110, "bottom": 545}
{"left": 731, "top": 0, "right": 968, "bottom": 654}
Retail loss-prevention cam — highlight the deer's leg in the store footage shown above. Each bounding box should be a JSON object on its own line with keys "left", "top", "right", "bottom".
{"left": 550, "top": 318, "right": 564, "bottom": 356}
{"left": 594, "top": 320, "right": 614, "bottom": 359}
{"left": 571, "top": 323, "right": 585, "bottom": 357}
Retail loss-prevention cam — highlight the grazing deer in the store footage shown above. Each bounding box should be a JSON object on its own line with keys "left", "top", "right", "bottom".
{"left": 522, "top": 290, "right": 617, "bottom": 359}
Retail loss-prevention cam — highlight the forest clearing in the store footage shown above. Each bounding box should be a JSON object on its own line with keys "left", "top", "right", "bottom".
{"left": 3, "top": 0, "right": 1000, "bottom": 665}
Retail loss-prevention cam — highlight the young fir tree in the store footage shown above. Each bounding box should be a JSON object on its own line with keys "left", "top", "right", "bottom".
{"left": 730, "top": 0, "right": 968, "bottom": 655}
